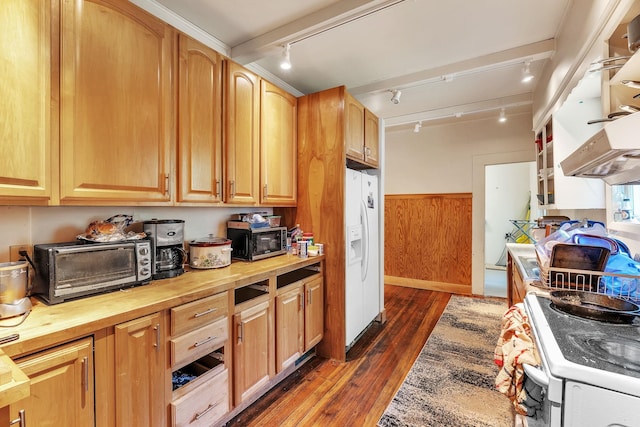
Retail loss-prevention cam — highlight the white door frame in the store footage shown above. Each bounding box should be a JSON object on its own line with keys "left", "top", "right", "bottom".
{"left": 472, "top": 150, "right": 533, "bottom": 295}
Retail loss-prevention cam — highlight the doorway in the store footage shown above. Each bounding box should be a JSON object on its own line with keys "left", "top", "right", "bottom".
{"left": 484, "top": 162, "right": 536, "bottom": 297}
{"left": 471, "top": 150, "right": 537, "bottom": 296}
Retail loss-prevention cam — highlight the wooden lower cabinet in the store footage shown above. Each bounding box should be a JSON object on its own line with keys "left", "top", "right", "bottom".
{"left": 507, "top": 252, "right": 526, "bottom": 306}
{"left": 304, "top": 276, "right": 324, "bottom": 350}
{"left": 276, "top": 275, "right": 324, "bottom": 372}
{"left": 9, "top": 337, "right": 94, "bottom": 427}
{"left": 114, "top": 312, "right": 165, "bottom": 427}
{"left": 276, "top": 286, "right": 304, "bottom": 372}
{"left": 233, "top": 299, "right": 273, "bottom": 404}
{"left": 169, "top": 291, "right": 230, "bottom": 427}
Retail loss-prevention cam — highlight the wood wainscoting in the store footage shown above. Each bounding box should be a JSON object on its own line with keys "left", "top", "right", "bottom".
{"left": 384, "top": 193, "right": 472, "bottom": 294}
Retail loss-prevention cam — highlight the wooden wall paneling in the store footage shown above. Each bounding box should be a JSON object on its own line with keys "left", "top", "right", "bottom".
{"left": 384, "top": 194, "right": 472, "bottom": 291}
{"left": 294, "top": 86, "right": 347, "bottom": 361}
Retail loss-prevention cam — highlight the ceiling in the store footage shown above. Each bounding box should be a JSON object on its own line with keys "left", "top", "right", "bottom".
{"left": 135, "top": 0, "right": 573, "bottom": 129}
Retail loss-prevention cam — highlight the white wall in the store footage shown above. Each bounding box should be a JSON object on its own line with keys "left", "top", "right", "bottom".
{"left": 485, "top": 162, "right": 535, "bottom": 266}
{"left": 385, "top": 112, "right": 534, "bottom": 194}
{"left": 0, "top": 205, "right": 270, "bottom": 262}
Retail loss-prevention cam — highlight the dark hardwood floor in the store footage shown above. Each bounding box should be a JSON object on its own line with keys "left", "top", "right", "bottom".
{"left": 224, "top": 285, "right": 452, "bottom": 426}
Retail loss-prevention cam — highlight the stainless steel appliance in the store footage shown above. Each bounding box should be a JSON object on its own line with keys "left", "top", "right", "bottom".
{"left": 32, "top": 240, "right": 152, "bottom": 304}
{"left": 561, "top": 111, "right": 640, "bottom": 185}
{"left": 143, "top": 219, "right": 186, "bottom": 279}
{"left": 226, "top": 224, "right": 286, "bottom": 261}
{"left": 523, "top": 293, "right": 640, "bottom": 427}
{"left": 0, "top": 261, "right": 32, "bottom": 319}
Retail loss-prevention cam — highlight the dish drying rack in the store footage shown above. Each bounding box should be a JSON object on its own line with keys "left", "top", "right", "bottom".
{"left": 539, "top": 266, "right": 640, "bottom": 302}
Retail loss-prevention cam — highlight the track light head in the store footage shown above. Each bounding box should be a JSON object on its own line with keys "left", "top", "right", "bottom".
{"left": 413, "top": 121, "right": 422, "bottom": 133}
{"left": 280, "top": 44, "right": 291, "bottom": 70}
{"left": 498, "top": 108, "right": 507, "bottom": 123}
{"left": 521, "top": 61, "right": 534, "bottom": 83}
{"left": 390, "top": 89, "right": 401, "bottom": 104}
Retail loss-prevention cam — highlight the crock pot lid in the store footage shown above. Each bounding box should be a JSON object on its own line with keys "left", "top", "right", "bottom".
{"left": 0, "top": 261, "right": 28, "bottom": 271}
{"left": 190, "top": 235, "right": 231, "bottom": 247}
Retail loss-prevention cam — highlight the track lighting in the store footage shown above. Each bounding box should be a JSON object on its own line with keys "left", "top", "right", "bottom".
{"left": 521, "top": 61, "right": 534, "bottom": 83}
{"left": 413, "top": 121, "right": 422, "bottom": 133}
{"left": 280, "top": 44, "right": 291, "bottom": 70}
{"left": 498, "top": 108, "right": 507, "bottom": 123}
{"left": 390, "top": 89, "right": 401, "bottom": 104}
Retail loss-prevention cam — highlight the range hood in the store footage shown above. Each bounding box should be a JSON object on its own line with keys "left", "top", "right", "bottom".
{"left": 561, "top": 112, "right": 640, "bottom": 185}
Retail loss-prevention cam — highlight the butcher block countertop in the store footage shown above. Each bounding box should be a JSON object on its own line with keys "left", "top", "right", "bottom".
{"left": 0, "top": 254, "right": 324, "bottom": 359}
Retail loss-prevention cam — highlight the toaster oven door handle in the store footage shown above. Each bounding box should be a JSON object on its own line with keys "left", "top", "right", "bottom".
{"left": 523, "top": 363, "right": 549, "bottom": 388}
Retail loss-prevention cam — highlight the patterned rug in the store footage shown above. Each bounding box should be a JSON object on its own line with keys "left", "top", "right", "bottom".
{"left": 378, "top": 295, "right": 513, "bottom": 427}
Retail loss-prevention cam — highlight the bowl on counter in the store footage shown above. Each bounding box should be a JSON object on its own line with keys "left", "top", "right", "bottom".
{"left": 189, "top": 235, "right": 232, "bottom": 269}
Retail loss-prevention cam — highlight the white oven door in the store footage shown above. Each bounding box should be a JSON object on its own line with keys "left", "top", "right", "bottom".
{"left": 564, "top": 381, "right": 640, "bottom": 427}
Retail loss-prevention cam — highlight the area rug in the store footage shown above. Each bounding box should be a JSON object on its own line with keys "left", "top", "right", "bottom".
{"left": 378, "top": 295, "right": 513, "bottom": 427}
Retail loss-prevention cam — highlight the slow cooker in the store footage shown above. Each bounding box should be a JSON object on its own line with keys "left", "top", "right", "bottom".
{"left": 0, "top": 261, "right": 32, "bottom": 319}
{"left": 189, "top": 235, "right": 232, "bottom": 269}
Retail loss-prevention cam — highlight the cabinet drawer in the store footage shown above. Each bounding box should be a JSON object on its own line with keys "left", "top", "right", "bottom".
{"left": 171, "top": 292, "right": 228, "bottom": 336}
{"left": 171, "top": 368, "right": 229, "bottom": 427}
{"left": 171, "top": 317, "right": 228, "bottom": 368}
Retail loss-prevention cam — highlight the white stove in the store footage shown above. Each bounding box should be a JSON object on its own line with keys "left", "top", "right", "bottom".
{"left": 523, "top": 293, "right": 640, "bottom": 427}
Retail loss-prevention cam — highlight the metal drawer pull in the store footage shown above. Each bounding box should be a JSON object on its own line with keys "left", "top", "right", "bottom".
{"left": 82, "top": 356, "right": 89, "bottom": 392}
{"left": 194, "top": 401, "right": 220, "bottom": 420}
{"left": 194, "top": 307, "right": 217, "bottom": 318}
{"left": 154, "top": 324, "right": 160, "bottom": 352}
{"left": 194, "top": 336, "right": 217, "bottom": 347}
{"left": 10, "top": 409, "right": 25, "bottom": 426}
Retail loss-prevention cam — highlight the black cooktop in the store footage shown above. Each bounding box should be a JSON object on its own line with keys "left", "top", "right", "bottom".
{"left": 535, "top": 295, "right": 640, "bottom": 379}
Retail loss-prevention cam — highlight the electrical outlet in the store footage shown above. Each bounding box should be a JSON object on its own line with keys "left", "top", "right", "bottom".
{"left": 10, "top": 245, "right": 32, "bottom": 262}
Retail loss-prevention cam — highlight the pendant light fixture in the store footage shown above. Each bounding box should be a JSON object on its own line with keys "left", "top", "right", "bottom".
{"left": 280, "top": 44, "right": 292, "bottom": 70}
{"left": 498, "top": 108, "right": 507, "bottom": 123}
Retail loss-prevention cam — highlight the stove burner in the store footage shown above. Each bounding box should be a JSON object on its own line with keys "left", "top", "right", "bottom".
{"left": 567, "top": 333, "right": 640, "bottom": 374}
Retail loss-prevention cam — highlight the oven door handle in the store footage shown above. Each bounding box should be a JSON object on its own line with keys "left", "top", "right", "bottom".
{"left": 523, "top": 363, "right": 549, "bottom": 388}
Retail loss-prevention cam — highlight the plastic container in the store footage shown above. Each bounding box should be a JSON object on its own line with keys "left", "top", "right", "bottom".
{"left": 302, "top": 232, "right": 314, "bottom": 246}
{"left": 189, "top": 235, "right": 232, "bottom": 269}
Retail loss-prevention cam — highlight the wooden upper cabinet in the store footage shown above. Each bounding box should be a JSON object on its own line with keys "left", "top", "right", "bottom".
{"left": 225, "top": 61, "right": 260, "bottom": 204}
{"left": 344, "top": 92, "right": 365, "bottom": 163}
{"left": 177, "top": 34, "right": 224, "bottom": 204}
{"left": 0, "top": 0, "right": 55, "bottom": 204}
{"left": 59, "top": 0, "right": 173, "bottom": 205}
{"left": 344, "top": 91, "right": 379, "bottom": 168}
{"left": 364, "top": 109, "right": 379, "bottom": 167}
{"left": 260, "top": 80, "right": 297, "bottom": 206}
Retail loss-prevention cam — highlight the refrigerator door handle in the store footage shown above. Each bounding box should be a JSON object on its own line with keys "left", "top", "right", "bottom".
{"left": 361, "top": 199, "right": 369, "bottom": 282}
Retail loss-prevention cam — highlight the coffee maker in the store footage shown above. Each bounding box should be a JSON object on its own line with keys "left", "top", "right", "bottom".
{"left": 143, "top": 219, "right": 186, "bottom": 280}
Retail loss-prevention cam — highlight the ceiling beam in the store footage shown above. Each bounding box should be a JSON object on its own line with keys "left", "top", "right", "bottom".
{"left": 384, "top": 93, "right": 533, "bottom": 127}
{"left": 349, "top": 39, "right": 557, "bottom": 95}
{"left": 230, "top": 0, "right": 407, "bottom": 64}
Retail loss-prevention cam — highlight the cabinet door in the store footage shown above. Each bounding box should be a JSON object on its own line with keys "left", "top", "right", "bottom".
{"left": 233, "top": 300, "right": 272, "bottom": 404}
{"left": 305, "top": 277, "right": 324, "bottom": 350}
{"left": 364, "top": 109, "right": 379, "bottom": 168}
{"left": 115, "top": 312, "right": 165, "bottom": 427}
{"left": 59, "top": 0, "right": 172, "bottom": 204}
{"left": 276, "top": 286, "right": 304, "bottom": 372}
{"left": 260, "top": 80, "right": 297, "bottom": 206}
{"left": 0, "top": 0, "right": 54, "bottom": 204}
{"left": 225, "top": 62, "right": 260, "bottom": 204}
{"left": 10, "top": 337, "right": 94, "bottom": 427}
{"left": 177, "top": 34, "right": 223, "bottom": 204}
{"left": 344, "top": 91, "right": 365, "bottom": 162}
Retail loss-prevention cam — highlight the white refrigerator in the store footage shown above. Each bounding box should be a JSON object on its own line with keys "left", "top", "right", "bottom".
{"left": 345, "top": 168, "right": 380, "bottom": 349}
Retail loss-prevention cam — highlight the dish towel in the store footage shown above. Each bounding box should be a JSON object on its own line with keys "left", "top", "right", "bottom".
{"left": 494, "top": 303, "right": 542, "bottom": 416}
